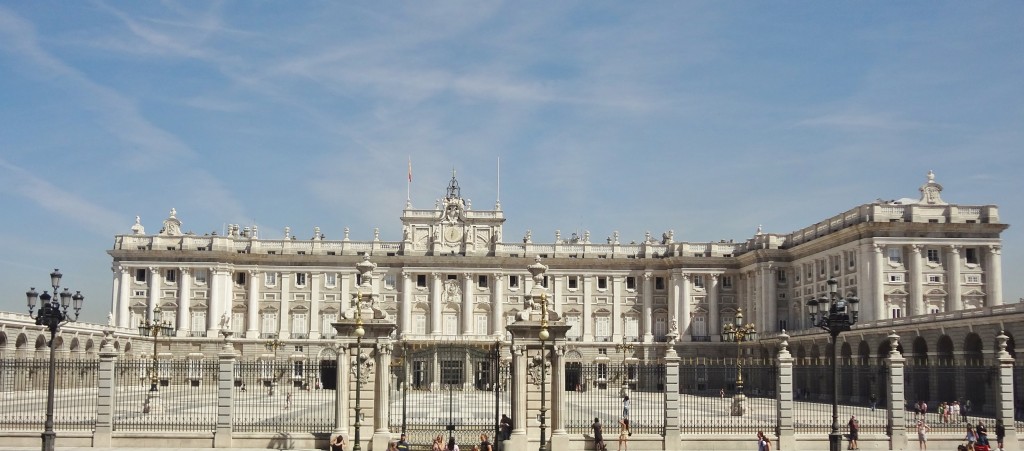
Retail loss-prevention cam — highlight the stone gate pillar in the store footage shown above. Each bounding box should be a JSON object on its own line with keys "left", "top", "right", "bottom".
{"left": 550, "top": 342, "right": 568, "bottom": 450}
{"left": 94, "top": 330, "right": 117, "bottom": 447}
{"left": 995, "top": 331, "right": 1018, "bottom": 449}
{"left": 886, "top": 331, "right": 908, "bottom": 451}
{"left": 507, "top": 344, "right": 528, "bottom": 451}
{"left": 372, "top": 340, "right": 394, "bottom": 451}
{"left": 776, "top": 331, "right": 795, "bottom": 450}
{"left": 214, "top": 335, "right": 236, "bottom": 448}
{"left": 664, "top": 344, "right": 681, "bottom": 448}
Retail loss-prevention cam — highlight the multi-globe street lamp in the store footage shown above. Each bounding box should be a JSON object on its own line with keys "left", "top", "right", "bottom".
{"left": 351, "top": 290, "right": 372, "bottom": 451}
{"left": 537, "top": 293, "right": 550, "bottom": 451}
{"left": 264, "top": 338, "right": 284, "bottom": 396}
{"left": 721, "top": 308, "right": 756, "bottom": 416}
{"left": 26, "top": 269, "right": 84, "bottom": 451}
{"left": 138, "top": 306, "right": 174, "bottom": 412}
{"left": 615, "top": 318, "right": 635, "bottom": 394}
{"left": 807, "top": 278, "right": 860, "bottom": 451}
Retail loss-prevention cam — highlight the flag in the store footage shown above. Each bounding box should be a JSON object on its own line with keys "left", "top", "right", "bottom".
{"left": 408, "top": 158, "right": 412, "bottom": 182}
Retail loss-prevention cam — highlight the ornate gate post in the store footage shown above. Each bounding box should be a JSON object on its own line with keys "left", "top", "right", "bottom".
{"left": 776, "top": 331, "right": 795, "bottom": 450}
{"left": 995, "top": 331, "right": 1018, "bottom": 448}
{"left": 550, "top": 342, "right": 568, "bottom": 450}
{"left": 214, "top": 335, "right": 236, "bottom": 448}
{"left": 886, "top": 331, "right": 907, "bottom": 451}
{"left": 94, "top": 330, "right": 117, "bottom": 447}
{"left": 507, "top": 344, "right": 528, "bottom": 451}
{"left": 372, "top": 341, "right": 394, "bottom": 451}
{"left": 663, "top": 342, "right": 681, "bottom": 449}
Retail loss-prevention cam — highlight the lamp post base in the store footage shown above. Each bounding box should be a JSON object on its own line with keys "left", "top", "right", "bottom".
{"left": 143, "top": 390, "right": 161, "bottom": 414}
{"left": 730, "top": 393, "right": 747, "bottom": 416}
{"left": 829, "top": 431, "right": 842, "bottom": 451}
{"left": 41, "top": 430, "right": 56, "bottom": 451}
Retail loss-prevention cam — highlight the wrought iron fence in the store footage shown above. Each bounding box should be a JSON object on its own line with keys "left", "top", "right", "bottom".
{"left": 389, "top": 345, "right": 510, "bottom": 446}
{"left": 112, "top": 359, "right": 218, "bottom": 432}
{"left": 0, "top": 357, "right": 98, "bottom": 431}
{"left": 678, "top": 357, "right": 776, "bottom": 434}
{"left": 793, "top": 358, "right": 885, "bottom": 434}
{"left": 565, "top": 362, "right": 665, "bottom": 435}
{"left": 905, "top": 360, "right": 995, "bottom": 434}
{"left": 233, "top": 359, "right": 335, "bottom": 432}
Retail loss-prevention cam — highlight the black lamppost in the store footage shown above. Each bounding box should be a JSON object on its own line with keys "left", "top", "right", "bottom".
{"left": 493, "top": 340, "right": 502, "bottom": 444}
{"left": 138, "top": 306, "right": 174, "bottom": 412}
{"left": 537, "top": 293, "right": 549, "bottom": 451}
{"left": 721, "top": 308, "right": 756, "bottom": 416}
{"left": 807, "top": 278, "right": 860, "bottom": 451}
{"left": 264, "top": 338, "right": 283, "bottom": 396}
{"left": 26, "top": 268, "right": 84, "bottom": 451}
{"left": 351, "top": 290, "right": 369, "bottom": 451}
{"left": 615, "top": 317, "right": 635, "bottom": 394}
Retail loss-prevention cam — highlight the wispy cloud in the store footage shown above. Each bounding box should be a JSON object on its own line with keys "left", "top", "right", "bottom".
{"left": 796, "top": 112, "right": 934, "bottom": 131}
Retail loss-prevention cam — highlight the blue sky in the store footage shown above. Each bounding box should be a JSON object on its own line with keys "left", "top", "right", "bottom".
{"left": 0, "top": 2, "right": 1021, "bottom": 323}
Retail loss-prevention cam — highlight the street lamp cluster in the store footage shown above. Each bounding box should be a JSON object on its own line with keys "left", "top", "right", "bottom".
{"left": 265, "top": 338, "right": 284, "bottom": 396}
{"left": 26, "top": 269, "right": 85, "bottom": 451}
{"left": 721, "top": 308, "right": 756, "bottom": 416}
{"left": 616, "top": 322, "right": 634, "bottom": 393}
{"left": 139, "top": 307, "right": 175, "bottom": 412}
{"left": 537, "top": 293, "right": 549, "bottom": 451}
{"left": 351, "top": 290, "right": 372, "bottom": 451}
{"left": 806, "top": 277, "right": 860, "bottom": 451}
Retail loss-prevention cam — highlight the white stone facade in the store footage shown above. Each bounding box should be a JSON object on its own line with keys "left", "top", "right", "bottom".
{"left": 107, "top": 172, "right": 1006, "bottom": 348}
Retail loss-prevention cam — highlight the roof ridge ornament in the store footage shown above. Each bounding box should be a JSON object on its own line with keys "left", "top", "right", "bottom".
{"left": 918, "top": 170, "right": 946, "bottom": 205}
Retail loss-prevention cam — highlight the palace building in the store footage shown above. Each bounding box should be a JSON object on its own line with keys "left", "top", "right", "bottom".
{"left": 104, "top": 171, "right": 1005, "bottom": 357}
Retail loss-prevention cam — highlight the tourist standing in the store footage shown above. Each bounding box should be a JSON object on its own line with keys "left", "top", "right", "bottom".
{"left": 916, "top": 420, "right": 930, "bottom": 451}
{"left": 499, "top": 414, "right": 512, "bottom": 440}
{"left": 622, "top": 394, "right": 631, "bottom": 419}
{"left": 995, "top": 419, "right": 1006, "bottom": 451}
{"left": 965, "top": 425, "right": 978, "bottom": 451}
{"left": 330, "top": 435, "right": 346, "bottom": 451}
{"left": 617, "top": 418, "right": 631, "bottom": 451}
{"left": 757, "top": 430, "right": 772, "bottom": 451}
{"left": 446, "top": 436, "right": 460, "bottom": 451}
{"left": 592, "top": 417, "right": 606, "bottom": 451}
{"left": 847, "top": 415, "right": 859, "bottom": 450}
{"left": 478, "top": 433, "right": 493, "bottom": 451}
{"left": 395, "top": 433, "right": 410, "bottom": 451}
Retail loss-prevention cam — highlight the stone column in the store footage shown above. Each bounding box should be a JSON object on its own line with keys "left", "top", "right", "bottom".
{"left": 776, "top": 332, "right": 795, "bottom": 450}
{"left": 147, "top": 267, "right": 161, "bottom": 320}
{"left": 708, "top": 274, "right": 720, "bottom": 338}
{"left": 611, "top": 276, "right": 622, "bottom": 343}
{"left": 246, "top": 269, "right": 259, "bottom": 339}
{"left": 278, "top": 272, "right": 291, "bottom": 338}
{"left": 117, "top": 266, "right": 131, "bottom": 328}
{"left": 401, "top": 272, "right": 412, "bottom": 337}
{"left": 493, "top": 273, "right": 505, "bottom": 338}
{"left": 431, "top": 273, "right": 442, "bottom": 335}
{"left": 335, "top": 346, "right": 350, "bottom": 439}
{"left": 582, "top": 275, "right": 594, "bottom": 342}
{"left": 909, "top": 245, "right": 923, "bottom": 317}
{"left": 664, "top": 345, "right": 681, "bottom": 447}
{"left": 310, "top": 273, "right": 322, "bottom": 339}
{"left": 886, "top": 331, "right": 907, "bottom": 451}
{"left": 463, "top": 273, "right": 474, "bottom": 335}
{"left": 767, "top": 267, "right": 778, "bottom": 333}
{"left": 680, "top": 274, "right": 691, "bottom": 341}
{"left": 947, "top": 246, "right": 961, "bottom": 313}
{"left": 987, "top": 245, "right": 1003, "bottom": 306}
{"left": 669, "top": 273, "right": 680, "bottom": 327}
{"left": 995, "top": 331, "right": 1019, "bottom": 446}
{"left": 94, "top": 332, "right": 117, "bottom": 447}
{"left": 178, "top": 268, "right": 193, "bottom": 336}
{"left": 371, "top": 341, "right": 394, "bottom": 450}
{"left": 208, "top": 268, "right": 222, "bottom": 336}
{"left": 642, "top": 272, "right": 653, "bottom": 343}
{"left": 550, "top": 343, "right": 569, "bottom": 450}
{"left": 508, "top": 344, "right": 528, "bottom": 451}
{"left": 214, "top": 338, "right": 236, "bottom": 448}
{"left": 109, "top": 265, "right": 120, "bottom": 326}
{"left": 873, "top": 245, "right": 886, "bottom": 322}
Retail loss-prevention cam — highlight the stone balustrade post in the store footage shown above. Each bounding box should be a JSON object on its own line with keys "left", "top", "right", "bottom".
{"left": 94, "top": 331, "right": 117, "bottom": 447}
{"left": 776, "top": 331, "right": 795, "bottom": 450}
{"left": 996, "top": 331, "right": 1019, "bottom": 448}
{"left": 886, "top": 331, "right": 907, "bottom": 451}
{"left": 664, "top": 345, "right": 681, "bottom": 448}
{"left": 214, "top": 336, "right": 236, "bottom": 448}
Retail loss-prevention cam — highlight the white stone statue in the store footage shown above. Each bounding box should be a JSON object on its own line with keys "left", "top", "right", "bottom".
{"left": 220, "top": 311, "right": 231, "bottom": 330}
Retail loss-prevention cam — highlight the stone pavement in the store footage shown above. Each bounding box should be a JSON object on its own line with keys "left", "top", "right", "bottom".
{"left": 0, "top": 448, "right": 323, "bottom": 451}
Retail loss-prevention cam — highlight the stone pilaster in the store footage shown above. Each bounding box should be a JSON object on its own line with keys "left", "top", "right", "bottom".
{"left": 507, "top": 344, "right": 528, "bottom": 451}
{"left": 664, "top": 346, "right": 681, "bottom": 447}
{"left": 642, "top": 272, "right": 653, "bottom": 343}
{"left": 995, "top": 331, "right": 1018, "bottom": 447}
{"left": 550, "top": 343, "right": 569, "bottom": 450}
{"left": 886, "top": 331, "right": 907, "bottom": 451}
{"left": 776, "top": 331, "right": 795, "bottom": 450}
{"left": 93, "top": 331, "right": 117, "bottom": 447}
{"left": 214, "top": 336, "right": 236, "bottom": 448}
{"left": 371, "top": 341, "right": 394, "bottom": 451}
{"left": 987, "top": 245, "right": 1003, "bottom": 306}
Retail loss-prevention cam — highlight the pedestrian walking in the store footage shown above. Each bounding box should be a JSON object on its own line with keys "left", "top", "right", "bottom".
{"left": 995, "top": 419, "right": 1006, "bottom": 451}
{"left": 478, "top": 433, "right": 493, "bottom": 451}
{"left": 847, "top": 415, "right": 859, "bottom": 450}
{"left": 592, "top": 417, "right": 606, "bottom": 451}
{"left": 869, "top": 393, "right": 877, "bottom": 411}
{"left": 965, "top": 425, "right": 978, "bottom": 451}
{"left": 963, "top": 399, "right": 972, "bottom": 423}
{"left": 757, "top": 430, "right": 772, "bottom": 451}
{"left": 916, "top": 420, "right": 930, "bottom": 451}
{"left": 617, "top": 418, "right": 631, "bottom": 451}
{"left": 396, "top": 433, "right": 410, "bottom": 451}
{"left": 285, "top": 392, "right": 292, "bottom": 410}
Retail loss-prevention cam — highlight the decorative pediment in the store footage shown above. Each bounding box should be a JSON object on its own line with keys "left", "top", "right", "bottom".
{"left": 886, "top": 288, "right": 909, "bottom": 296}
{"left": 925, "top": 288, "right": 948, "bottom": 296}
{"left": 963, "top": 289, "right": 986, "bottom": 297}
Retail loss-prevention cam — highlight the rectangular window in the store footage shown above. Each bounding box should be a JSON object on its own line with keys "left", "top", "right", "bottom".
{"left": 888, "top": 247, "right": 902, "bottom": 264}
{"left": 624, "top": 316, "right": 639, "bottom": 341}
{"left": 194, "top": 269, "right": 208, "bottom": 284}
{"left": 291, "top": 313, "right": 308, "bottom": 337}
{"left": 693, "top": 275, "right": 705, "bottom": 289}
{"left": 849, "top": 253, "right": 857, "bottom": 267}
{"left": 721, "top": 276, "right": 733, "bottom": 289}
{"left": 778, "top": 270, "right": 787, "bottom": 283}
{"left": 625, "top": 276, "right": 636, "bottom": 290}
{"left": 965, "top": 248, "right": 979, "bottom": 265}
{"left": 891, "top": 308, "right": 902, "bottom": 319}
{"left": 594, "top": 316, "right": 610, "bottom": 340}
{"left": 927, "top": 274, "right": 942, "bottom": 283}
{"left": 325, "top": 273, "right": 337, "bottom": 287}
{"left": 478, "top": 275, "right": 488, "bottom": 288}
{"left": 414, "top": 313, "right": 427, "bottom": 335}
{"left": 235, "top": 272, "right": 246, "bottom": 286}
{"left": 417, "top": 274, "right": 427, "bottom": 288}
{"left": 232, "top": 312, "right": 245, "bottom": 334}
{"left": 443, "top": 313, "right": 458, "bottom": 335}
{"left": 384, "top": 274, "right": 396, "bottom": 290}
{"left": 261, "top": 313, "right": 277, "bottom": 335}
{"left": 566, "top": 315, "right": 581, "bottom": 339}
{"left": 567, "top": 276, "right": 578, "bottom": 290}
{"left": 295, "top": 273, "right": 307, "bottom": 287}
{"left": 475, "top": 313, "right": 488, "bottom": 335}
{"left": 133, "top": 289, "right": 146, "bottom": 297}
{"left": 135, "top": 269, "right": 147, "bottom": 283}
{"left": 597, "top": 277, "right": 608, "bottom": 290}
{"left": 509, "top": 275, "right": 519, "bottom": 289}
{"left": 655, "top": 277, "right": 665, "bottom": 290}
{"left": 927, "top": 249, "right": 940, "bottom": 264}
{"left": 191, "top": 311, "right": 207, "bottom": 332}
{"left": 966, "top": 274, "right": 981, "bottom": 284}
{"left": 264, "top": 272, "right": 277, "bottom": 286}
{"left": 165, "top": 269, "right": 177, "bottom": 283}
{"left": 888, "top": 274, "right": 904, "bottom": 283}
